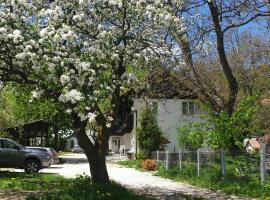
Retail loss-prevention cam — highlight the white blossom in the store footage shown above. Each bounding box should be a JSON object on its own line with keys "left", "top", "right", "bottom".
{"left": 60, "top": 75, "right": 71, "bottom": 85}
{"left": 59, "top": 89, "right": 84, "bottom": 104}
{"left": 87, "top": 112, "right": 97, "bottom": 123}
{"left": 78, "top": 113, "right": 87, "bottom": 121}
{"left": 106, "top": 123, "right": 112, "bottom": 128}
{"left": 0, "top": 0, "right": 187, "bottom": 125}
{"left": 31, "top": 90, "right": 45, "bottom": 99}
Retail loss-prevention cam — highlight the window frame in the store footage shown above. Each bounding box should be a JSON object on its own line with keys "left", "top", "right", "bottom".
{"left": 182, "top": 101, "right": 197, "bottom": 116}
{"left": 1, "top": 140, "right": 19, "bottom": 150}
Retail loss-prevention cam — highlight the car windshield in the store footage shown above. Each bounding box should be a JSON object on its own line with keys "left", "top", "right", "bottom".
{"left": 10, "top": 140, "right": 24, "bottom": 149}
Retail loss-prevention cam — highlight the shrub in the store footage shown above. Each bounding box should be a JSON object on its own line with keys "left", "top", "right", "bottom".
{"left": 177, "top": 96, "right": 261, "bottom": 152}
{"left": 136, "top": 151, "right": 149, "bottom": 160}
{"left": 137, "top": 106, "right": 164, "bottom": 158}
{"left": 177, "top": 122, "right": 204, "bottom": 150}
{"left": 142, "top": 159, "right": 157, "bottom": 171}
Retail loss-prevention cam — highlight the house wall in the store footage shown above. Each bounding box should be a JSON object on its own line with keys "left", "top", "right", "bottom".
{"left": 132, "top": 99, "right": 202, "bottom": 152}
{"left": 108, "top": 133, "right": 133, "bottom": 152}
{"left": 121, "top": 133, "right": 132, "bottom": 149}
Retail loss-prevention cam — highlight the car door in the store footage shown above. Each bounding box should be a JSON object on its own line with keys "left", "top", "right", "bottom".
{"left": 0, "top": 139, "right": 7, "bottom": 167}
{"left": 1, "top": 140, "right": 25, "bottom": 168}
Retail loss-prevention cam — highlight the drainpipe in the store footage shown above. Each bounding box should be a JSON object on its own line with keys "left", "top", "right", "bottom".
{"left": 133, "top": 110, "right": 138, "bottom": 158}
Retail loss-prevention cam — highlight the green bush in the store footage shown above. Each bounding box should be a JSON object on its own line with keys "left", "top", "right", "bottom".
{"left": 136, "top": 106, "right": 164, "bottom": 158}
{"left": 177, "top": 96, "right": 261, "bottom": 151}
{"left": 136, "top": 151, "right": 149, "bottom": 160}
{"left": 27, "top": 175, "right": 152, "bottom": 200}
{"left": 177, "top": 122, "right": 204, "bottom": 150}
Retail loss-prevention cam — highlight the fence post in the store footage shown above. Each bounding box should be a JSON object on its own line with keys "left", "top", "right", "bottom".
{"left": 197, "top": 149, "right": 200, "bottom": 176}
{"left": 260, "top": 144, "right": 267, "bottom": 186}
{"left": 179, "top": 149, "right": 182, "bottom": 171}
{"left": 156, "top": 150, "right": 159, "bottom": 168}
{"left": 220, "top": 149, "right": 226, "bottom": 178}
{"left": 166, "top": 150, "right": 170, "bottom": 170}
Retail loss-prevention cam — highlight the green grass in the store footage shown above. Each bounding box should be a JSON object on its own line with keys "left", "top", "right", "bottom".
{"left": 58, "top": 151, "right": 72, "bottom": 156}
{"left": 117, "top": 159, "right": 270, "bottom": 199}
{"left": 116, "top": 160, "right": 142, "bottom": 170}
{"left": 0, "top": 171, "right": 72, "bottom": 191}
{"left": 27, "top": 175, "right": 154, "bottom": 200}
{"left": 0, "top": 172, "right": 154, "bottom": 200}
{"left": 155, "top": 164, "right": 270, "bottom": 200}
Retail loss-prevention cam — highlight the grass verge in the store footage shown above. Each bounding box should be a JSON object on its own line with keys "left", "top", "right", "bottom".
{"left": 117, "top": 160, "right": 270, "bottom": 199}
{"left": 0, "top": 171, "right": 153, "bottom": 200}
{"left": 27, "top": 175, "right": 153, "bottom": 200}
{"left": 0, "top": 171, "right": 72, "bottom": 191}
{"left": 116, "top": 160, "right": 142, "bottom": 170}
{"left": 57, "top": 151, "right": 72, "bottom": 156}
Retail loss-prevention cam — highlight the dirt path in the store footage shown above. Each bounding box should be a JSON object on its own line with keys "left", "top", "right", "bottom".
{"left": 6, "top": 154, "right": 255, "bottom": 200}
{"left": 108, "top": 164, "right": 254, "bottom": 200}
{"left": 39, "top": 154, "right": 255, "bottom": 200}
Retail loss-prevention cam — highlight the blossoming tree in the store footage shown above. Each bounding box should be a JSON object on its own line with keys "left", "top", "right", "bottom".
{"left": 0, "top": 0, "right": 186, "bottom": 183}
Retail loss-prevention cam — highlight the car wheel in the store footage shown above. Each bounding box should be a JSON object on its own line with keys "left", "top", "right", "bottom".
{"left": 24, "top": 159, "right": 40, "bottom": 173}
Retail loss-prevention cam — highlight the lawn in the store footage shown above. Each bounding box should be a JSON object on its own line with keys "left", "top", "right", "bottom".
{"left": 117, "top": 160, "right": 270, "bottom": 199}
{"left": 116, "top": 159, "right": 143, "bottom": 170}
{"left": 0, "top": 171, "right": 72, "bottom": 191}
{"left": 0, "top": 171, "right": 154, "bottom": 200}
{"left": 57, "top": 151, "right": 72, "bottom": 156}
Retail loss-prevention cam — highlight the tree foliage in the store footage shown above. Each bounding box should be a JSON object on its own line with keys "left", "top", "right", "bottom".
{"left": 205, "top": 96, "right": 261, "bottom": 149}
{"left": 137, "top": 107, "right": 163, "bottom": 158}
{"left": 177, "top": 122, "right": 204, "bottom": 150}
{"left": 0, "top": 0, "right": 187, "bottom": 182}
{"left": 0, "top": 85, "right": 72, "bottom": 149}
{"left": 178, "top": 96, "right": 260, "bottom": 151}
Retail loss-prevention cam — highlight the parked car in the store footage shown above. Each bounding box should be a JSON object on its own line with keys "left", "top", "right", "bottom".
{"left": 0, "top": 138, "right": 51, "bottom": 173}
{"left": 72, "top": 145, "right": 84, "bottom": 153}
{"left": 26, "top": 147, "right": 60, "bottom": 164}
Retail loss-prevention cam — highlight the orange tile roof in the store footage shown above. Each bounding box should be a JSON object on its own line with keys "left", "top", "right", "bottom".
{"left": 259, "top": 134, "right": 270, "bottom": 144}
{"left": 248, "top": 138, "right": 261, "bottom": 149}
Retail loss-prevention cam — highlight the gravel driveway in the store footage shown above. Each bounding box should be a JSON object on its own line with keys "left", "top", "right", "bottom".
{"left": 39, "top": 154, "right": 254, "bottom": 200}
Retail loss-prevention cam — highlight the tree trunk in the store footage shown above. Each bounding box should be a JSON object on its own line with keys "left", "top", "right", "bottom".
{"left": 208, "top": 1, "right": 240, "bottom": 155}
{"left": 208, "top": 1, "right": 239, "bottom": 115}
{"left": 73, "top": 114, "right": 110, "bottom": 183}
{"left": 53, "top": 125, "right": 59, "bottom": 151}
{"left": 85, "top": 147, "right": 109, "bottom": 183}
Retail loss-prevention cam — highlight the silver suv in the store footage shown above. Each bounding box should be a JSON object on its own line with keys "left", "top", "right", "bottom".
{"left": 0, "top": 138, "right": 51, "bottom": 173}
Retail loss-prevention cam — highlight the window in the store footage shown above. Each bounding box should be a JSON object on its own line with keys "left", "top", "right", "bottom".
{"left": 182, "top": 102, "right": 188, "bottom": 115}
{"left": 1, "top": 140, "right": 18, "bottom": 150}
{"left": 189, "top": 102, "right": 195, "bottom": 115}
{"left": 182, "top": 101, "right": 197, "bottom": 116}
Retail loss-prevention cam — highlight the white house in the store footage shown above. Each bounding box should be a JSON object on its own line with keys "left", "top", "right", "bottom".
{"left": 108, "top": 98, "right": 202, "bottom": 154}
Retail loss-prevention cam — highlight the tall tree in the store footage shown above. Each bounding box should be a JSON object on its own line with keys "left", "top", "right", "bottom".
{"left": 0, "top": 1, "right": 186, "bottom": 182}
{"left": 164, "top": 0, "right": 270, "bottom": 114}
{"left": 151, "top": 0, "right": 269, "bottom": 154}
